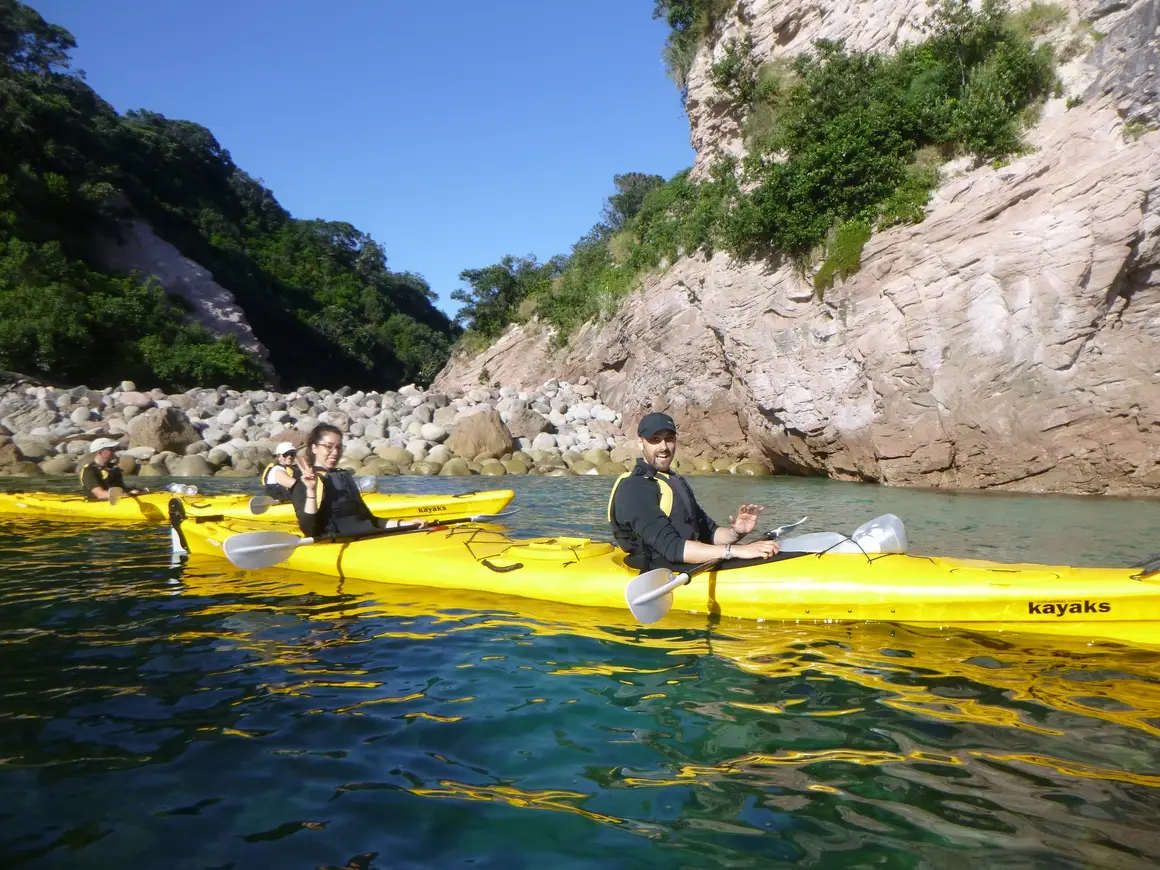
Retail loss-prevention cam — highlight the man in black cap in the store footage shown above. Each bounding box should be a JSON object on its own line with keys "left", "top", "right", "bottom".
{"left": 607, "top": 412, "right": 780, "bottom": 571}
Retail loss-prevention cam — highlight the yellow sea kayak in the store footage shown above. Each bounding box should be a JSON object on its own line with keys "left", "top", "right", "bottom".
{"left": 0, "top": 488, "right": 515, "bottom": 526}
{"left": 171, "top": 513, "right": 1160, "bottom": 647}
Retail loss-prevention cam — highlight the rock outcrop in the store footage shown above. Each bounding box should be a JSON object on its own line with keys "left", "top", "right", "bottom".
{"left": 1086, "top": 0, "right": 1160, "bottom": 126}
{"left": 95, "top": 220, "right": 275, "bottom": 379}
{"left": 434, "top": 0, "right": 1160, "bottom": 495}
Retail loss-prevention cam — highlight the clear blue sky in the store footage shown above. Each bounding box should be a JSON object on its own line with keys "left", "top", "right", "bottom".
{"left": 27, "top": 0, "right": 695, "bottom": 317}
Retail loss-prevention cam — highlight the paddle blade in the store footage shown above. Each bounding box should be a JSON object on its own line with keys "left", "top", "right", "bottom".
{"left": 764, "top": 516, "right": 808, "bottom": 540}
{"left": 223, "top": 530, "right": 305, "bottom": 570}
{"left": 107, "top": 486, "right": 123, "bottom": 506}
{"left": 248, "top": 495, "right": 276, "bottom": 515}
{"left": 625, "top": 568, "right": 681, "bottom": 625}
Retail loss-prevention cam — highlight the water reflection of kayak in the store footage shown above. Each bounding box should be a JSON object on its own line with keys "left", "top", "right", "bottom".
{"left": 171, "top": 559, "right": 1160, "bottom": 751}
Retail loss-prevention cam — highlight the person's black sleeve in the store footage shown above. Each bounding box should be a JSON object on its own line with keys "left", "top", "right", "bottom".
{"left": 614, "top": 476, "right": 688, "bottom": 564}
{"left": 291, "top": 478, "right": 321, "bottom": 537}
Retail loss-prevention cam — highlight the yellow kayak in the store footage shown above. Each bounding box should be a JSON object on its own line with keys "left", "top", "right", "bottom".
{"left": 171, "top": 512, "right": 1160, "bottom": 647}
{"left": 0, "top": 488, "right": 515, "bottom": 526}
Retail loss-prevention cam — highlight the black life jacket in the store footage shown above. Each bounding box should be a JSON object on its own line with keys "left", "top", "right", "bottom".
{"left": 607, "top": 461, "right": 699, "bottom": 564}
{"left": 79, "top": 461, "right": 125, "bottom": 500}
{"left": 310, "top": 467, "right": 375, "bottom": 536}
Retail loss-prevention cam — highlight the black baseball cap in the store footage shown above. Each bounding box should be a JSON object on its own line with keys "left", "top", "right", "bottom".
{"left": 638, "top": 412, "right": 677, "bottom": 438}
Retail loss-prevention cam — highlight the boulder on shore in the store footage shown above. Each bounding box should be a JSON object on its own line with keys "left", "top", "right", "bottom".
{"left": 445, "top": 410, "right": 513, "bottom": 459}
{"left": 128, "top": 407, "right": 200, "bottom": 454}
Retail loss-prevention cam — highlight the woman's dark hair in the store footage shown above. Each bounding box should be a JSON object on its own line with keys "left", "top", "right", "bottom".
{"left": 305, "top": 423, "right": 344, "bottom": 450}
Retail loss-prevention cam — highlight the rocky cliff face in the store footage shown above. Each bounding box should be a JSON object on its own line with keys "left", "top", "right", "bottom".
{"left": 435, "top": 0, "right": 1160, "bottom": 495}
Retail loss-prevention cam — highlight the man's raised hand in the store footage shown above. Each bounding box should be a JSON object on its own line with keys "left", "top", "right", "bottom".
{"left": 730, "top": 503, "right": 765, "bottom": 536}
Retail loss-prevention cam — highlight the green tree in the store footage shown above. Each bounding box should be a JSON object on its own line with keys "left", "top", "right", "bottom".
{"left": 601, "top": 172, "right": 665, "bottom": 233}
{"left": 0, "top": 0, "right": 74, "bottom": 73}
{"left": 451, "top": 255, "right": 560, "bottom": 340}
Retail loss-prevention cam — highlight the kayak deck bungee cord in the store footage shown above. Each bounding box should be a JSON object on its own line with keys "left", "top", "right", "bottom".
{"left": 168, "top": 506, "right": 1160, "bottom": 647}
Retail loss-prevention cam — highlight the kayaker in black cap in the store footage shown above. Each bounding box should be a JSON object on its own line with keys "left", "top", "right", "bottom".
{"left": 607, "top": 412, "right": 780, "bottom": 571}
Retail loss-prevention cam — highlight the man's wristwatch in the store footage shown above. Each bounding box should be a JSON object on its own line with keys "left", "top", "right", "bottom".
{"left": 723, "top": 543, "right": 733, "bottom": 560}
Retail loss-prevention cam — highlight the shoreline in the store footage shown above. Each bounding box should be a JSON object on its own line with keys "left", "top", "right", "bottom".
{"left": 3, "top": 376, "right": 1156, "bottom": 499}
{"left": 0, "top": 378, "right": 770, "bottom": 481}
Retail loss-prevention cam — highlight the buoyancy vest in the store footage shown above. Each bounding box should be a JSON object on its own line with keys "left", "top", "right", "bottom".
{"left": 607, "top": 462, "right": 700, "bottom": 560}
{"left": 308, "top": 467, "right": 375, "bottom": 536}
{"left": 261, "top": 462, "right": 300, "bottom": 502}
{"left": 79, "top": 461, "right": 125, "bottom": 500}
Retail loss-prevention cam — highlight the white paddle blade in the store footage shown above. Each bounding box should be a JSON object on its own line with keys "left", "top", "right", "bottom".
{"left": 222, "top": 530, "right": 305, "bottom": 570}
{"left": 107, "top": 486, "right": 123, "bottom": 506}
{"left": 248, "top": 495, "right": 276, "bottom": 515}
{"left": 768, "top": 516, "right": 808, "bottom": 539}
{"left": 625, "top": 568, "right": 686, "bottom": 625}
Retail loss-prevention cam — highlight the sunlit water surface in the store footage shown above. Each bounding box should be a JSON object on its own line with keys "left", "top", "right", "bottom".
{"left": 2, "top": 475, "right": 1159, "bottom": 869}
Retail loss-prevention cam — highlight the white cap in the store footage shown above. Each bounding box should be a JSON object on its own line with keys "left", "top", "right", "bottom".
{"left": 90, "top": 438, "right": 121, "bottom": 453}
{"left": 275, "top": 441, "right": 297, "bottom": 456}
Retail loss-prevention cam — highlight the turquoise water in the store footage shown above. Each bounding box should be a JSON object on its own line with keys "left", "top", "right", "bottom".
{"left": 2, "top": 475, "right": 1159, "bottom": 868}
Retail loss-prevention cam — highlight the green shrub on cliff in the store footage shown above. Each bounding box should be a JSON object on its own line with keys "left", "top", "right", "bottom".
{"left": 0, "top": 0, "right": 457, "bottom": 389}
{"left": 452, "top": 174, "right": 665, "bottom": 343}
{"left": 654, "top": 0, "right": 734, "bottom": 94}
{"left": 459, "top": 0, "right": 1056, "bottom": 348}
{"left": 451, "top": 255, "right": 564, "bottom": 341}
{"left": 629, "top": 0, "right": 1055, "bottom": 291}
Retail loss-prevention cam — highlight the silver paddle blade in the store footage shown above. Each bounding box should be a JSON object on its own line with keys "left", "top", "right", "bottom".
{"left": 767, "top": 516, "right": 808, "bottom": 539}
{"left": 248, "top": 495, "right": 276, "bottom": 515}
{"left": 625, "top": 568, "right": 686, "bottom": 625}
{"left": 222, "top": 530, "right": 303, "bottom": 570}
{"left": 357, "top": 475, "right": 379, "bottom": 493}
{"left": 107, "top": 486, "right": 123, "bottom": 506}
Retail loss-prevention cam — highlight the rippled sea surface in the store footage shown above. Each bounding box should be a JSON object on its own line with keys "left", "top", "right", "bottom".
{"left": 2, "top": 475, "right": 1160, "bottom": 869}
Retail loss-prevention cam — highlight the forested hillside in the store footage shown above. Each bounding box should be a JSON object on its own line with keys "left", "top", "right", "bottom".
{"left": 0, "top": 0, "right": 457, "bottom": 390}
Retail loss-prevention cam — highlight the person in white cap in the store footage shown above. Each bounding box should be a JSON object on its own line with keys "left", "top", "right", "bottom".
{"left": 261, "top": 441, "right": 301, "bottom": 502}
{"left": 79, "top": 438, "right": 147, "bottom": 500}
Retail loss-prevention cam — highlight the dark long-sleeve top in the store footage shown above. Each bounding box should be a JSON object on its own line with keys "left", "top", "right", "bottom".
{"left": 80, "top": 461, "right": 125, "bottom": 500}
{"left": 609, "top": 459, "right": 718, "bottom": 569}
{"left": 291, "top": 467, "right": 379, "bottom": 539}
